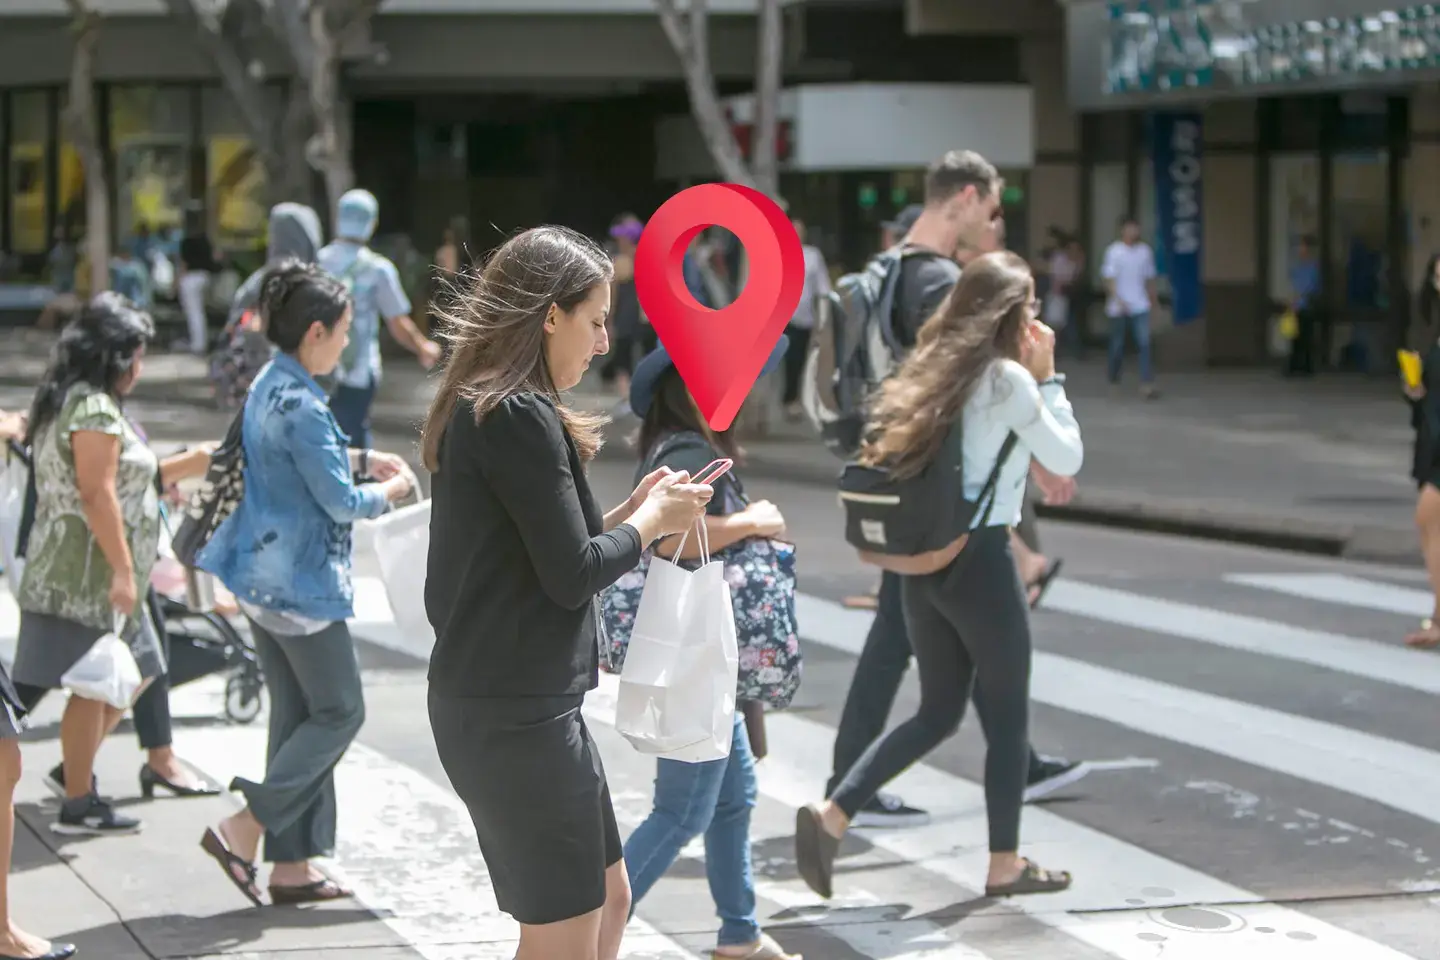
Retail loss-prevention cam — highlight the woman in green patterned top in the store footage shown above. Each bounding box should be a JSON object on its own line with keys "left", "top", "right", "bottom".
{"left": 12, "top": 294, "right": 212, "bottom": 839}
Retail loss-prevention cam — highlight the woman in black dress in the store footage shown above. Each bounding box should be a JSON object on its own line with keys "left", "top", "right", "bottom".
{"left": 419, "top": 225, "right": 714, "bottom": 959}
{"left": 1404, "top": 300, "right": 1440, "bottom": 649}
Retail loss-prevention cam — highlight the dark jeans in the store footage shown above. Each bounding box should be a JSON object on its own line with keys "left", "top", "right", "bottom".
{"left": 782, "top": 324, "right": 812, "bottom": 405}
{"left": 132, "top": 590, "right": 232, "bottom": 750}
{"left": 826, "top": 568, "right": 1042, "bottom": 798}
{"left": 831, "top": 528, "right": 1032, "bottom": 851}
{"left": 231, "top": 618, "right": 364, "bottom": 863}
{"left": 329, "top": 377, "right": 378, "bottom": 451}
{"left": 1287, "top": 306, "right": 1320, "bottom": 376}
{"left": 1106, "top": 310, "right": 1154, "bottom": 385}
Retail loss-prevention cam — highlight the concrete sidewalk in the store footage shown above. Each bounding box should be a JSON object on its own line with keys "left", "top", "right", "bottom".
{"left": 0, "top": 328, "right": 1418, "bottom": 563}
{"left": 11, "top": 710, "right": 422, "bottom": 960}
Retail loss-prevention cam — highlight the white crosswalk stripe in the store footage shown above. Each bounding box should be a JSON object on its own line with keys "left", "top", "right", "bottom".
{"left": 5, "top": 562, "right": 1439, "bottom": 958}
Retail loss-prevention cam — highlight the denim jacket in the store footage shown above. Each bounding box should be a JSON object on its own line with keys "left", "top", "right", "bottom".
{"left": 198, "top": 352, "right": 389, "bottom": 621}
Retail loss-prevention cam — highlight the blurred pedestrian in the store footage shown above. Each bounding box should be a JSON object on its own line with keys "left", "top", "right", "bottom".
{"left": 797, "top": 252, "right": 1082, "bottom": 901}
{"left": 1403, "top": 306, "right": 1440, "bottom": 649}
{"left": 420, "top": 225, "right": 713, "bottom": 960}
{"left": 783, "top": 218, "right": 830, "bottom": 421}
{"left": 601, "top": 214, "right": 649, "bottom": 410}
{"left": 212, "top": 203, "right": 325, "bottom": 411}
{"left": 1286, "top": 235, "right": 1322, "bottom": 378}
{"left": 319, "top": 189, "right": 442, "bottom": 451}
{"left": 178, "top": 209, "right": 219, "bottom": 356}
{"left": 1101, "top": 217, "right": 1159, "bottom": 398}
{"left": 197, "top": 261, "right": 414, "bottom": 906}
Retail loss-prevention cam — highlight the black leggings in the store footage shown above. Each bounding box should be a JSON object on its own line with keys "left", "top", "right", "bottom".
{"left": 830, "top": 526, "right": 1032, "bottom": 852}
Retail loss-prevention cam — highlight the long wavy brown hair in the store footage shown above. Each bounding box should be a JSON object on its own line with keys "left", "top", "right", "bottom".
{"left": 859, "top": 250, "right": 1034, "bottom": 479}
{"left": 421, "top": 226, "right": 614, "bottom": 472}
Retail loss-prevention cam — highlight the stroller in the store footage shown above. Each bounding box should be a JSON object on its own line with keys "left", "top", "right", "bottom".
{"left": 2, "top": 439, "right": 264, "bottom": 724}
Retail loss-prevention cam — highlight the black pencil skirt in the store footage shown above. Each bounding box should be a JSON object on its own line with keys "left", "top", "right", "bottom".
{"left": 428, "top": 690, "right": 623, "bottom": 926}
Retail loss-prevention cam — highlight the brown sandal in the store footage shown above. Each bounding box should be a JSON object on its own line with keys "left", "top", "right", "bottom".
{"left": 794, "top": 804, "right": 840, "bottom": 900}
{"left": 984, "top": 858, "right": 1072, "bottom": 897}
{"left": 1405, "top": 619, "right": 1440, "bottom": 649}
{"left": 200, "top": 827, "right": 262, "bottom": 907}
{"left": 269, "top": 878, "right": 354, "bottom": 905}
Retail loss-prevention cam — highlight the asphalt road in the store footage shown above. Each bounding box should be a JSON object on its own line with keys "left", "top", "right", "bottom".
{"left": 6, "top": 449, "right": 1439, "bottom": 959}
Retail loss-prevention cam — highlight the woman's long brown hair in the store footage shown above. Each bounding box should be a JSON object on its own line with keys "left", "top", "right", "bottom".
{"left": 421, "top": 226, "right": 614, "bottom": 472}
{"left": 859, "top": 250, "right": 1034, "bottom": 479}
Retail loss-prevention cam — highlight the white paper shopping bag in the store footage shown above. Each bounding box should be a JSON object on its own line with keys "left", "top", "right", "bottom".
{"left": 615, "top": 520, "right": 740, "bottom": 764}
{"left": 0, "top": 444, "right": 31, "bottom": 596}
{"left": 366, "top": 498, "right": 435, "bottom": 649}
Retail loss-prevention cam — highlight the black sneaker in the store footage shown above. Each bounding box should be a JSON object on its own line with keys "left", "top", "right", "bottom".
{"left": 849, "top": 792, "right": 930, "bottom": 828}
{"left": 43, "top": 764, "right": 98, "bottom": 800}
{"left": 50, "top": 793, "right": 142, "bottom": 837}
{"left": 1024, "top": 756, "right": 1089, "bottom": 803}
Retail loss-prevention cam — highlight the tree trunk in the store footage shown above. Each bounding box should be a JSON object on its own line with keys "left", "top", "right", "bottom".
{"left": 62, "top": 2, "right": 109, "bottom": 296}
{"left": 655, "top": 0, "right": 754, "bottom": 189}
{"left": 164, "top": 0, "right": 305, "bottom": 206}
{"left": 306, "top": 2, "right": 354, "bottom": 218}
{"left": 750, "top": 0, "right": 783, "bottom": 200}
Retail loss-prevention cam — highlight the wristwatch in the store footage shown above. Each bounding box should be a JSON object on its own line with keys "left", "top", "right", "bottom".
{"left": 1038, "top": 374, "right": 1067, "bottom": 387}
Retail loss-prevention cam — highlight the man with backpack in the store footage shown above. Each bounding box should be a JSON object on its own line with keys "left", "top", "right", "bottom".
{"left": 809, "top": 150, "right": 1087, "bottom": 827}
{"left": 319, "top": 189, "right": 442, "bottom": 451}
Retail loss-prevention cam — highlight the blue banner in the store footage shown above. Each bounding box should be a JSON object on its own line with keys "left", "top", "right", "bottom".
{"left": 1151, "top": 111, "right": 1204, "bottom": 324}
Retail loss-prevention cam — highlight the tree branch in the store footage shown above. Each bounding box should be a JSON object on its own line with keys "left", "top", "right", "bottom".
{"left": 163, "top": 0, "right": 283, "bottom": 174}
{"left": 62, "top": 0, "right": 110, "bottom": 293}
{"left": 751, "top": 0, "right": 783, "bottom": 198}
{"left": 655, "top": 0, "right": 754, "bottom": 188}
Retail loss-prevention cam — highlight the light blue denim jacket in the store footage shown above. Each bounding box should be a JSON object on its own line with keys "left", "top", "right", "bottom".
{"left": 197, "top": 352, "right": 389, "bottom": 621}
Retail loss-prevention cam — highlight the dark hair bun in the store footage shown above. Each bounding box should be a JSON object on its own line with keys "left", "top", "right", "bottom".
{"left": 259, "top": 258, "right": 351, "bottom": 353}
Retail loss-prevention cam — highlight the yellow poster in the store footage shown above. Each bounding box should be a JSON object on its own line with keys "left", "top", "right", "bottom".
{"left": 9, "top": 142, "right": 47, "bottom": 254}
{"left": 59, "top": 143, "right": 85, "bottom": 233}
{"left": 209, "top": 136, "right": 267, "bottom": 250}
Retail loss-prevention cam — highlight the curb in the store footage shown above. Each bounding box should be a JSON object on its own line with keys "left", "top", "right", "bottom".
{"left": 635, "top": 432, "right": 1417, "bottom": 567}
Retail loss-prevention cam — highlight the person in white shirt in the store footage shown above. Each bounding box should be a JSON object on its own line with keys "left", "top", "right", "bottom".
{"left": 797, "top": 250, "right": 1081, "bottom": 903}
{"left": 784, "top": 218, "right": 832, "bottom": 419}
{"left": 1100, "top": 218, "right": 1158, "bottom": 398}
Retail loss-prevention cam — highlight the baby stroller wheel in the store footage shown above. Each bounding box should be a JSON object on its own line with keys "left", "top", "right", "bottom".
{"left": 224, "top": 671, "right": 263, "bottom": 725}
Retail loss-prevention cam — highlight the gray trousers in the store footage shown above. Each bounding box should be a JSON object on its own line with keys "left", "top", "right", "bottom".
{"left": 231, "top": 618, "right": 365, "bottom": 863}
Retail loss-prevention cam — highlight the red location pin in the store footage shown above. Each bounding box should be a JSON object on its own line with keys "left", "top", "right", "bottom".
{"left": 633, "top": 183, "right": 805, "bottom": 432}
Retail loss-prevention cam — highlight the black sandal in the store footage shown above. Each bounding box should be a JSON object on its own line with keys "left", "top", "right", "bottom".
{"left": 200, "top": 827, "right": 263, "bottom": 907}
{"left": 269, "top": 878, "right": 354, "bottom": 905}
{"left": 1026, "top": 559, "right": 1064, "bottom": 610}
{"left": 985, "top": 858, "right": 1072, "bottom": 897}
{"left": 794, "top": 804, "right": 840, "bottom": 900}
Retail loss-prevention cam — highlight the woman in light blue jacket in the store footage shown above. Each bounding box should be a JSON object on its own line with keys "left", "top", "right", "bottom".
{"left": 196, "top": 260, "right": 413, "bottom": 907}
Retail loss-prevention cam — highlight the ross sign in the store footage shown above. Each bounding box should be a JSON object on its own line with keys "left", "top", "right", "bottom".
{"left": 1151, "top": 112, "right": 1204, "bottom": 324}
{"left": 1104, "top": 1, "right": 1440, "bottom": 96}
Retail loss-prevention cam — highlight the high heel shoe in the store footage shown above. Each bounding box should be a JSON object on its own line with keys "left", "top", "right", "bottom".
{"left": 139, "top": 763, "right": 222, "bottom": 799}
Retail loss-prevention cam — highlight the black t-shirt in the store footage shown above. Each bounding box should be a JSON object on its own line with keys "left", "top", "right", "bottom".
{"left": 180, "top": 236, "right": 217, "bottom": 273}
{"left": 893, "top": 248, "right": 961, "bottom": 348}
{"left": 426, "top": 392, "right": 643, "bottom": 698}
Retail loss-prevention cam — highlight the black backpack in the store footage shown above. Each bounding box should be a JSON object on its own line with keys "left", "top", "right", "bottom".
{"left": 838, "top": 426, "right": 1018, "bottom": 574}
{"left": 801, "top": 246, "right": 948, "bottom": 459}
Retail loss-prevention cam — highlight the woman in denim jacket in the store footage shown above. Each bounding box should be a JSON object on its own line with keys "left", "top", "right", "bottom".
{"left": 196, "top": 260, "right": 413, "bottom": 906}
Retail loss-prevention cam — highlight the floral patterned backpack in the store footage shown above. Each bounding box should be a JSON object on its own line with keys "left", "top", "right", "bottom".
{"left": 600, "top": 431, "right": 802, "bottom": 711}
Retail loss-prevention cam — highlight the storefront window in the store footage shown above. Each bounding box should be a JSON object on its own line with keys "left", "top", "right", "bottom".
{"left": 109, "top": 85, "right": 193, "bottom": 247}
{"left": 9, "top": 90, "right": 52, "bottom": 256}
{"left": 1267, "top": 153, "right": 1320, "bottom": 305}
{"left": 202, "top": 86, "right": 274, "bottom": 253}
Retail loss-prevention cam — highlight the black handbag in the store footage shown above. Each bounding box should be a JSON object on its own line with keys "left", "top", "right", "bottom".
{"left": 172, "top": 410, "right": 245, "bottom": 568}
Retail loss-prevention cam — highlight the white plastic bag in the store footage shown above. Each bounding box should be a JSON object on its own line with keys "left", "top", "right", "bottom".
{"left": 1043, "top": 292, "right": 1069, "bottom": 330}
{"left": 367, "top": 498, "right": 435, "bottom": 649}
{"left": 615, "top": 521, "right": 740, "bottom": 764}
{"left": 60, "top": 618, "right": 142, "bottom": 709}
{"left": 0, "top": 448, "right": 29, "bottom": 596}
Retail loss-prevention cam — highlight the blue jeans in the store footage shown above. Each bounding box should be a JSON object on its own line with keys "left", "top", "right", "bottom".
{"left": 328, "top": 378, "right": 378, "bottom": 451}
{"left": 624, "top": 713, "right": 760, "bottom": 947}
{"left": 1106, "top": 310, "right": 1154, "bottom": 385}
